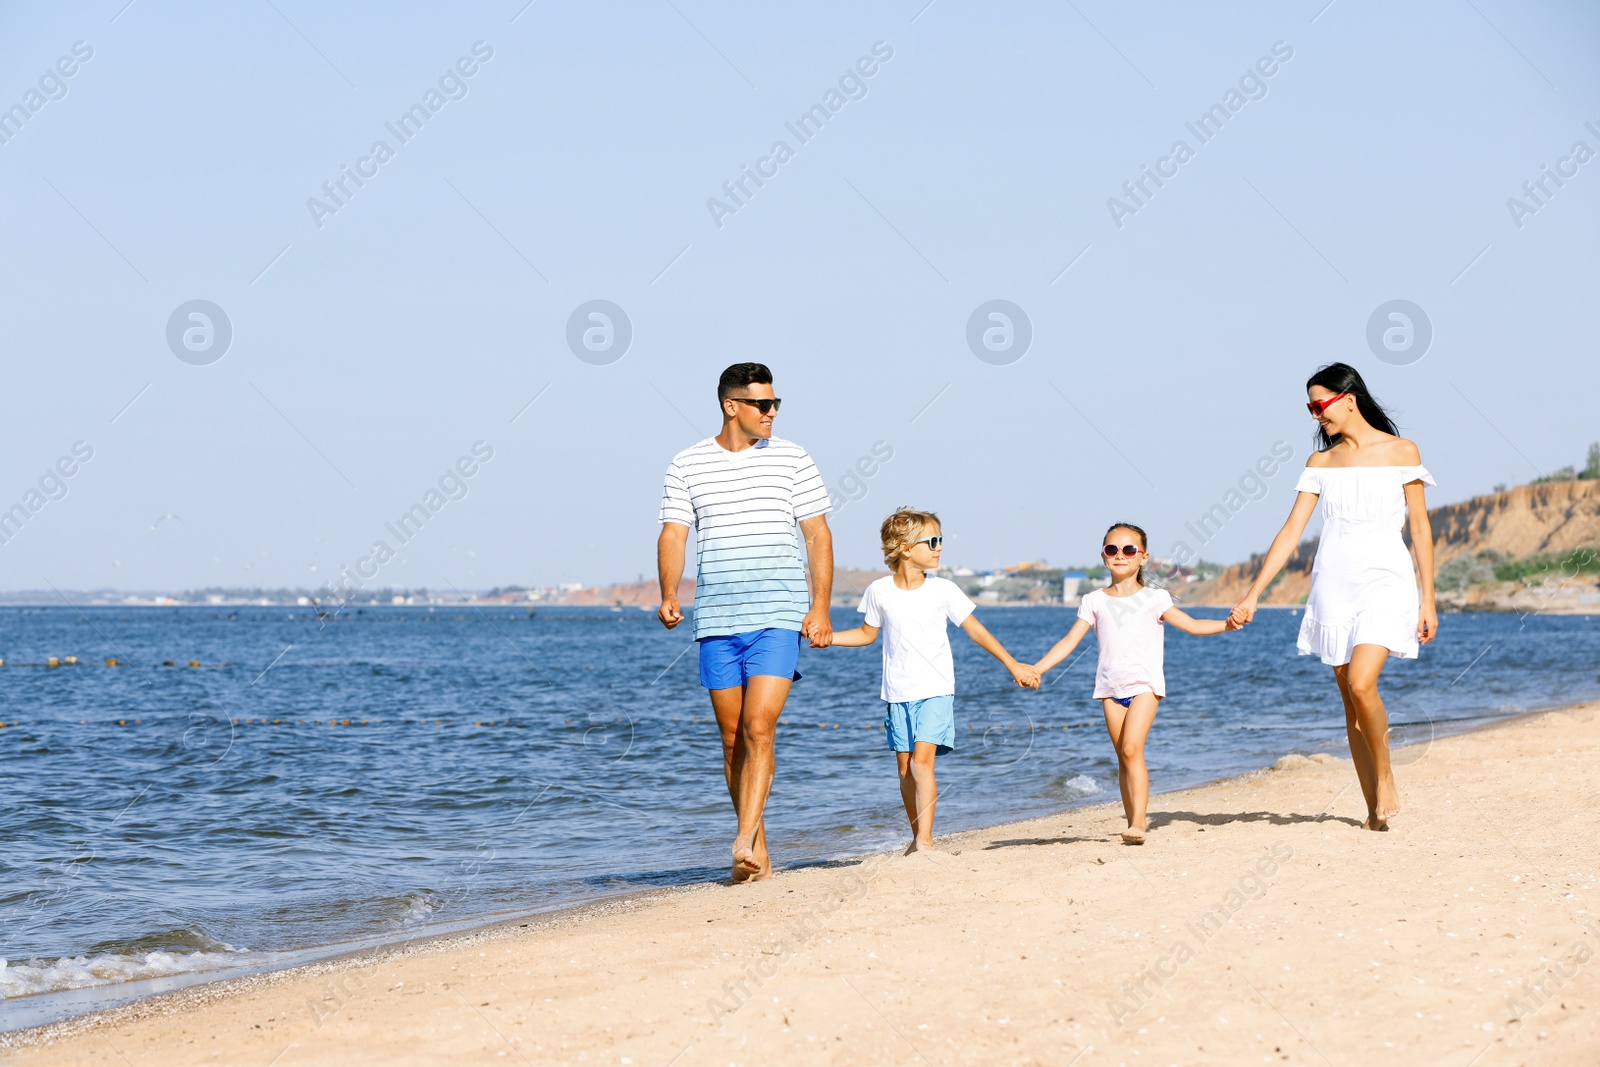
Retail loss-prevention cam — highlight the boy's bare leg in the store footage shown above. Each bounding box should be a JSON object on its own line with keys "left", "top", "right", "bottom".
{"left": 905, "top": 741, "right": 939, "bottom": 852}
{"left": 726, "top": 675, "right": 792, "bottom": 880}
{"left": 711, "top": 687, "right": 768, "bottom": 881}
{"left": 895, "top": 751, "right": 919, "bottom": 846}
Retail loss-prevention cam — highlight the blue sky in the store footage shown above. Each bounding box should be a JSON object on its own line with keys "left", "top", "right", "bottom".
{"left": 1, "top": 0, "right": 1595, "bottom": 592}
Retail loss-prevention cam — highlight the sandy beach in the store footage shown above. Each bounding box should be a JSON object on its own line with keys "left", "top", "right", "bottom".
{"left": 5, "top": 701, "right": 1597, "bottom": 1066}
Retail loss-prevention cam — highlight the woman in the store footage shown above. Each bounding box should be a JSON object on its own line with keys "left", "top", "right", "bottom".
{"left": 1231, "top": 363, "right": 1438, "bottom": 831}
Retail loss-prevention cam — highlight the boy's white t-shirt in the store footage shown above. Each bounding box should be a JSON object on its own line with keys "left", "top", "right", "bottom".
{"left": 859, "top": 575, "right": 976, "bottom": 703}
{"left": 1078, "top": 585, "right": 1174, "bottom": 699}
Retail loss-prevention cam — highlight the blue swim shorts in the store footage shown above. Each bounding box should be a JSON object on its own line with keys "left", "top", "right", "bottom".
{"left": 885, "top": 694, "right": 956, "bottom": 755}
{"left": 698, "top": 627, "right": 803, "bottom": 690}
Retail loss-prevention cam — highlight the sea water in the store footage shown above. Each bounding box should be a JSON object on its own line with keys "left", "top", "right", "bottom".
{"left": 2, "top": 604, "right": 1596, "bottom": 1027}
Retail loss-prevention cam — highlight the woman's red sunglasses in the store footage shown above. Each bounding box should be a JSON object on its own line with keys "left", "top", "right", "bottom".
{"left": 1103, "top": 543, "right": 1141, "bottom": 557}
{"left": 1306, "top": 392, "right": 1349, "bottom": 416}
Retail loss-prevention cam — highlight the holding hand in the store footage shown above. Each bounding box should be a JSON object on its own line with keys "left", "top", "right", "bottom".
{"left": 1228, "top": 594, "right": 1258, "bottom": 628}
{"left": 1008, "top": 661, "right": 1041, "bottom": 689}
{"left": 802, "top": 606, "right": 834, "bottom": 648}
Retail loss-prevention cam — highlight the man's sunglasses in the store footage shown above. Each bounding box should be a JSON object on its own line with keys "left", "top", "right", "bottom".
{"left": 914, "top": 536, "right": 944, "bottom": 550}
{"left": 1306, "top": 392, "right": 1349, "bottom": 416}
{"left": 1103, "top": 543, "right": 1142, "bottom": 557}
{"left": 729, "top": 397, "right": 782, "bottom": 414}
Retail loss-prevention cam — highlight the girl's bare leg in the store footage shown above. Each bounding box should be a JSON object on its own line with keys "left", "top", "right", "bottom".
{"left": 1102, "top": 699, "right": 1133, "bottom": 824}
{"left": 1103, "top": 695, "right": 1160, "bottom": 842}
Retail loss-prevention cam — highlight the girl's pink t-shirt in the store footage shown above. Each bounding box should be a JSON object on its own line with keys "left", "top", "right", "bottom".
{"left": 1078, "top": 586, "right": 1173, "bottom": 699}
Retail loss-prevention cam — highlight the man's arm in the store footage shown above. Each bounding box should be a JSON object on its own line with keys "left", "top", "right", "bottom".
{"left": 799, "top": 514, "right": 834, "bottom": 647}
{"left": 657, "top": 522, "right": 689, "bottom": 629}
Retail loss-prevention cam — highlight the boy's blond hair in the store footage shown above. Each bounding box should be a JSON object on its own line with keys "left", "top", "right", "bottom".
{"left": 880, "top": 508, "right": 940, "bottom": 568}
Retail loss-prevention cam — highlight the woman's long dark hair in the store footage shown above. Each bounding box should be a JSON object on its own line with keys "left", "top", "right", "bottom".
{"left": 1306, "top": 362, "right": 1399, "bottom": 452}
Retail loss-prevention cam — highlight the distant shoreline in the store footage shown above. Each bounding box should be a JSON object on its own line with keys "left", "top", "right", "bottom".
{"left": 2, "top": 598, "right": 1594, "bottom": 615}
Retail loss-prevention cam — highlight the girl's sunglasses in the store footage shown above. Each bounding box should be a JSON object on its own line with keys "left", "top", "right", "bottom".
{"left": 1306, "top": 392, "right": 1349, "bottom": 416}
{"left": 914, "top": 536, "right": 944, "bottom": 550}
{"left": 1103, "top": 543, "right": 1142, "bottom": 557}
{"left": 730, "top": 397, "right": 782, "bottom": 414}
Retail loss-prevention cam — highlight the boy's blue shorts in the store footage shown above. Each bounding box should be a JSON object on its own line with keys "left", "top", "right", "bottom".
{"left": 698, "top": 627, "right": 803, "bottom": 690}
{"left": 885, "top": 694, "right": 955, "bottom": 755}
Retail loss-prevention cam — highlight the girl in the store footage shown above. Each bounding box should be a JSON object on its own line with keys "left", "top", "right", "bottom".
{"left": 1230, "top": 362, "right": 1437, "bottom": 832}
{"left": 1034, "top": 523, "right": 1237, "bottom": 844}
{"left": 828, "top": 508, "right": 1039, "bottom": 854}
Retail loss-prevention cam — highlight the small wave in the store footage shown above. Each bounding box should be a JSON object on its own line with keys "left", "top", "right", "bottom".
{"left": 1062, "top": 774, "right": 1102, "bottom": 797}
{"left": 0, "top": 947, "right": 251, "bottom": 999}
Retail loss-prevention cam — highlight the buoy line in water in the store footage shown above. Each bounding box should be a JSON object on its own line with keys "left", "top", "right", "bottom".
{"left": 0, "top": 718, "right": 1104, "bottom": 731}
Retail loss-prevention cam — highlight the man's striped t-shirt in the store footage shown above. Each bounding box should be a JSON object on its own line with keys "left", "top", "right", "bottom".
{"left": 659, "top": 436, "right": 831, "bottom": 640}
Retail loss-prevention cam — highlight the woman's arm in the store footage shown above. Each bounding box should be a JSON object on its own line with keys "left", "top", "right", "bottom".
{"left": 1230, "top": 490, "right": 1321, "bottom": 625}
{"left": 1405, "top": 479, "right": 1438, "bottom": 644}
{"left": 959, "top": 615, "right": 1040, "bottom": 688}
{"left": 1161, "top": 605, "right": 1240, "bottom": 635}
{"left": 827, "top": 623, "right": 879, "bottom": 648}
{"left": 1034, "top": 618, "right": 1093, "bottom": 674}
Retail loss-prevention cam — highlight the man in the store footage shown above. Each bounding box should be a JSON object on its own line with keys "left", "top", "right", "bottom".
{"left": 657, "top": 363, "right": 834, "bottom": 882}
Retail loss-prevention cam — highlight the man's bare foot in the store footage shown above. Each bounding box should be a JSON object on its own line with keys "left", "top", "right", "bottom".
{"left": 1361, "top": 814, "right": 1389, "bottom": 832}
{"left": 905, "top": 838, "right": 938, "bottom": 855}
{"left": 1120, "top": 826, "right": 1146, "bottom": 845}
{"left": 748, "top": 844, "right": 774, "bottom": 880}
{"left": 732, "top": 843, "right": 761, "bottom": 879}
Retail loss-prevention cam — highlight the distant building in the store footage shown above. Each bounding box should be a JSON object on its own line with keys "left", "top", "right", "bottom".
{"left": 1062, "top": 571, "right": 1089, "bottom": 605}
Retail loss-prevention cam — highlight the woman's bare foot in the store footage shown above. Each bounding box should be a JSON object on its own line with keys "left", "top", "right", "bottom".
{"left": 1376, "top": 777, "right": 1401, "bottom": 821}
{"left": 1120, "top": 826, "right": 1146, "bottom": 845}
{"left": 905, "top": 838, "right": 938, "bottom": 855}
{"left": 1361, "top": 814, "right": 1389, "bottom": 832}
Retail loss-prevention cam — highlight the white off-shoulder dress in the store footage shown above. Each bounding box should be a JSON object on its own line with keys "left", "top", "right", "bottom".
{"left": 1293, "top": 464, "right": 1435, "bottom": 666}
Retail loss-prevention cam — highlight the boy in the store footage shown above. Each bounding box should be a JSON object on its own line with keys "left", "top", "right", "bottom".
{"left": 827, "top": 508, "right": 1039, "bottom": 853}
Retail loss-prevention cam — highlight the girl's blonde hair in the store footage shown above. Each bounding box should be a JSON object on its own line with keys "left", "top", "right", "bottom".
{"left": 881, "top": 508, "right": 940, "bottom": 568}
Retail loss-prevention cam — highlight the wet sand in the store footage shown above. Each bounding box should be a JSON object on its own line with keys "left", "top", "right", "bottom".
{"left": 5, "top": 701, "right": 1598, "bottom": 1066}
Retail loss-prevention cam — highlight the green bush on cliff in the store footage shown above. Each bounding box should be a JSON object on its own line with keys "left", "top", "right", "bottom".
{"left": 1492, "top": 547, "right": 1600, "bottom": 583}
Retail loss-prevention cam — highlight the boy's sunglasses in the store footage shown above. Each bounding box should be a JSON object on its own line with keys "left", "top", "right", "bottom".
{"left": 1306, "top": 392, "right": 1349, "bottom": 416}
{"left": 729, "top": 397, "right": 782, "bottom": 414}
{"left": 914, "top": 536, "right": 944, "bottom": 550}
{"left": 1103, "top": 543, "right": 1142, "bottom": 557}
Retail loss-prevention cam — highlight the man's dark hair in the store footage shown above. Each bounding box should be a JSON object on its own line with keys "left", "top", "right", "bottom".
{"left": 717, "top": 362, "right": 773, "bottom": 403}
